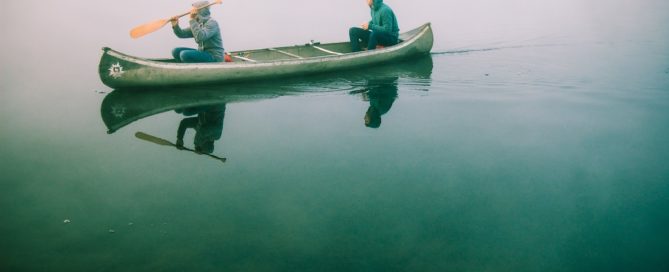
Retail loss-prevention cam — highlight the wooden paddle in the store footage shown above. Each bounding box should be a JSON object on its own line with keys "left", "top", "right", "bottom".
{"left": 130, "top": 0, "right": 223, "bottom": 39}
{"left": 135, "top": 131, "right": 227, "bottom": 163}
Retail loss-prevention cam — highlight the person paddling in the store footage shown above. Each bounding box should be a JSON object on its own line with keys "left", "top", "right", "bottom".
{"left": 170, "top": 1, "right": 224, "bottom": 62}
{"left": 349, "top": 0, "right": 400, "bottom": 52}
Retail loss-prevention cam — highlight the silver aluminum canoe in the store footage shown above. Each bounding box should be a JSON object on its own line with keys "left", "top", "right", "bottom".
{"left": 99, "top": 23, "right": 433, "bottom": 89}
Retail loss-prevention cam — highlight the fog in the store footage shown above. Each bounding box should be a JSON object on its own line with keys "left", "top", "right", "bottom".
{"left": 2, "top": 0, "right": 667, "bottom": 57}
{"left": 0, "top": 0, "right": 667, "bottom": 90}
{"left": 0, "top": 2, "right": 668, "bottom": 271}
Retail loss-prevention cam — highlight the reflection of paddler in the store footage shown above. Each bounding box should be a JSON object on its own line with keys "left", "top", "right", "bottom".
{"left": 175, "top": 104, "right": 225, "bottom": 154}
{"left": 363, "top": 77, "right": 398, "bottom": 128}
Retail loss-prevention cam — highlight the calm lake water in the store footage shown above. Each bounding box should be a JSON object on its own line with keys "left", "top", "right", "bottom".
{"left": 1, "top": 0, "right": 668, "bottom": 271}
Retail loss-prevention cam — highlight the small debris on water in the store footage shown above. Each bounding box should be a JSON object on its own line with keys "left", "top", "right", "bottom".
{"left": 128, "top": 222, "right": 134, "bottom": 226}
{"left": 108, "top": 229, "right": 115, "bottom": 234}
{"left": 484, "top": 73, "right": 489, "bottom": 76}
{"left": 63, "top": 219, "right": 71, "bottom": 224}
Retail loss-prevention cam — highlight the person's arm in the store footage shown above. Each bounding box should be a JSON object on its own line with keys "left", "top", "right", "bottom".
{"left": 171, "top": 17, "right": 194, "bottom": 39}
{"left": 189, "top": 19, "right": 219, "bottom": 42}
{"left": 369, "top": 10, "right": 394, "bottom": 34}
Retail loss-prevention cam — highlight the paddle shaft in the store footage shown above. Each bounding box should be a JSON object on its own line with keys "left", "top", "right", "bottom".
{"left": 172, "top": 0, "right": 222, "bottom": 21}
{"left": 130, "top": 0, "right": 222, "bottom": 39}
{"left": 135, "top": 132, "right": 226, "bottom": 163}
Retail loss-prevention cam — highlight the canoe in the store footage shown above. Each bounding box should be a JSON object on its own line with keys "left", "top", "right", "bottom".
{"left": 100, "top": 55, "right": 433, "bottom": 133}
{"left": 98, "top": 23, "right": 433, "bottom": 89}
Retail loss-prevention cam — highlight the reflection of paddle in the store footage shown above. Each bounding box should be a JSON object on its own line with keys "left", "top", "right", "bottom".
{"left": 348, "top": 88, "right": 369, "bottom": 95}
{"left": 135, "top": 131, "right": 227, "bottom": 163}
{"left": 130, "top": 0, "right": 223, "bottom": 39}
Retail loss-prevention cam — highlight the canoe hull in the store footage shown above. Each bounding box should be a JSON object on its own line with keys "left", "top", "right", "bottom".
{"left": 99, "top": 23, "right": 433, "bottom": 89}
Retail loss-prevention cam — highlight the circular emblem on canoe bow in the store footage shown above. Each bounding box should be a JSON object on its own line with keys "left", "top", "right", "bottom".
{"left": 108, "top": 62, "right": 125, "bottom": 79}
{"left": 110, "top": 104, "right": 126, "bottom": 118}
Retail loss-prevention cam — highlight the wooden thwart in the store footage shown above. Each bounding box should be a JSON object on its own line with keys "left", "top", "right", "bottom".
{"left": 268, "top": 48, "right": 304, "bottom": 59}
{"left": 233, "top": 55, "right": 257, "bottom": 62}
{"left": 312, "top": 46, "right": 343, "bottom": 56}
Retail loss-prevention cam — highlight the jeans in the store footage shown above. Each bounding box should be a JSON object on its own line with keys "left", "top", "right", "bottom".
{"left": 172, "top": 47, "right": 217, "bottom": 63}
{"left": 349, "top": 27, "right": 399, "bottom": 52}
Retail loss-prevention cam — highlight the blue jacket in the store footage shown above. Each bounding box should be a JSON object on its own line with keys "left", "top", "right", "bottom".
{"left": 368, "top": 0, "right": 399, "bottom": 40}
{"left": 172, "top": 7, "right": 224, "bottom": 61}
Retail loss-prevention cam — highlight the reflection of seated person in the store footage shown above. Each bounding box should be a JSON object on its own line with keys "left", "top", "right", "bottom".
{"left": 363, "top": 77, "right": 398, "bottom": 128}
{"left": 175, "top": 104, "right": 225, "bottom": 154}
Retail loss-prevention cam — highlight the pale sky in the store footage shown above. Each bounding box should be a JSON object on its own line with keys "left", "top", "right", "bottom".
{"left": 1, "top": 0, "right": 667, "bottom": 58}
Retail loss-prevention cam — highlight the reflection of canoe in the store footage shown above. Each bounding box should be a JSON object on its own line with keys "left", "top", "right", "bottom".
{"left": 101, "top": 86, "right": 290, "bottom": 134}
{"left": 100, "top": 55, "right": 434, "bottom": 133}
{"left": 98, "top": 23, "right": 433, "bottom": 89}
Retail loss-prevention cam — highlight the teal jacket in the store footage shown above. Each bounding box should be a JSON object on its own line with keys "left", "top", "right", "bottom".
{"left": 368, "top": 0, "right": 399, "bottom": 39}
{"left": 172, "top": 7, "right": 224, "bottom": 61}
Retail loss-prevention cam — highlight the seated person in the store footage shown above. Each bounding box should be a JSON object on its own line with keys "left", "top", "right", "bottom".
{"left": 349, "top": 0, "right": 400, "bottom": 52}
{"left": 170, "top": 1, "right": 224, "bottom": 62}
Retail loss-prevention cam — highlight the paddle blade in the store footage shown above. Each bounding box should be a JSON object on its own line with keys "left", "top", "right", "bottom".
{"left": 130, "top": 19, "right": 169, "bottom": 39}
{"left": 135, "top": 132, "right": 174, "bottom": 146}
